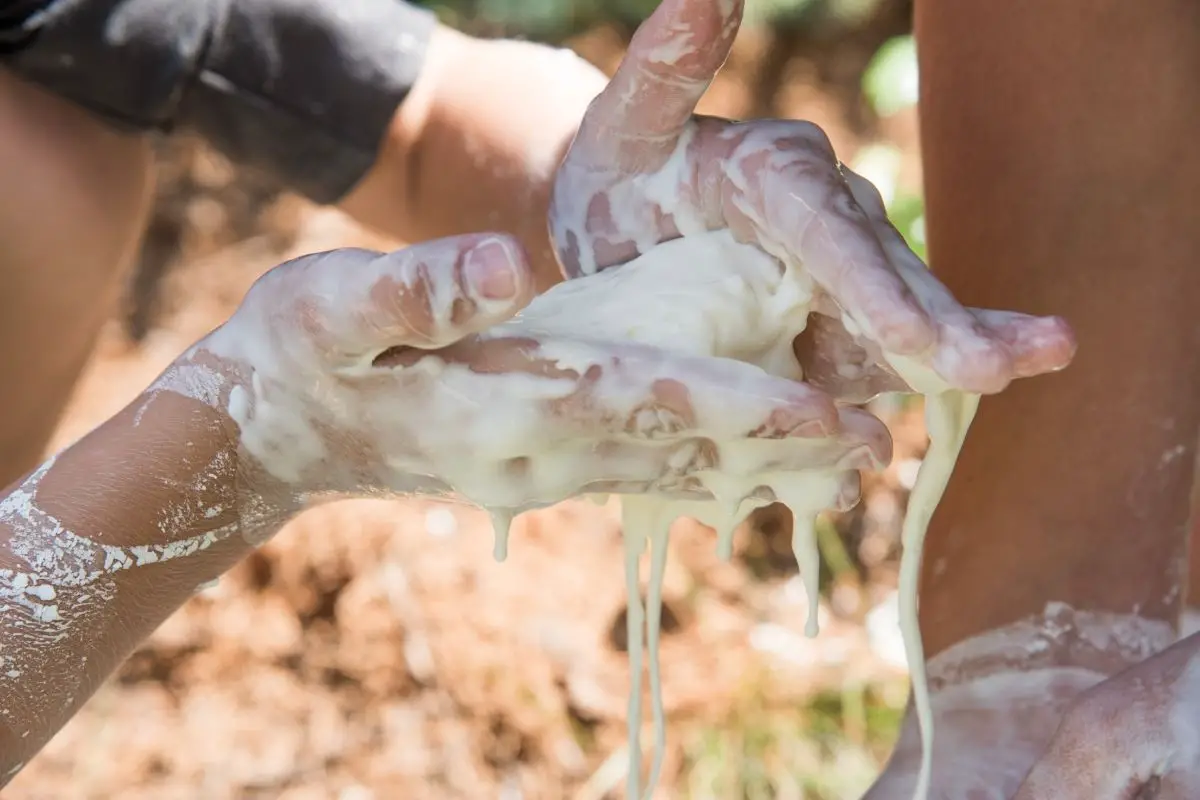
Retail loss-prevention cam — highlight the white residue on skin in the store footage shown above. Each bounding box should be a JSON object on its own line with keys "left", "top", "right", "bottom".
{"left": 927, "top": 603, "right": 1176, "bottom": 689}
{"left": 0, "top": 449, "right": 237, "bottom": 596}
{"left": 0, "top": 444, "right": 241, "bottom": 712}
{"left": 132, "top": 361, "right": 227, "bottom": 426}
{"left": 466, "top": 229, "right": 976, "bottom": 800}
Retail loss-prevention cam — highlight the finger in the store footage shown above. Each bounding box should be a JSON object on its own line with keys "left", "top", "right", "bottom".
{"left": 457, "top": 334, "right": 841, "bottom": 441}
{"left": 389, "top": 332, "right": 890, "bottom": 467}
{"left": 792, "top": 313, "right": 910, "bottom": 403}
{"left": 743, "top": 127, "right": 935, "bottom": 354}
{"left": 573, "top": 0, "right": 744, "bottom": 171}
{"left": 837, "top": 406, "right": 894, "bottom": 470}
{"left": 973, "top": 309, "right": 1077, "bottom": 379}
{"left": 544, "top": 339, "right": 893, "bottom": 465}
{"left": 299, "top": 234, "right": 534, "bottom": 359}
{"left": 566, "top": 448, "right": 868, "bottom": 510}
{"left": 555, "top": 338, "right": 846, "bottom": 442}
{"left": 841, "top": 167, "right": 1017, "bottom": 393}
{"left": 833, "top": 470, "right": 864, "bottom": 511}
{"left": 753, "top": 405, "right": 893, "bottom": 472}
{"left": 577, "top": 439, "right": 871, "bottom": 504}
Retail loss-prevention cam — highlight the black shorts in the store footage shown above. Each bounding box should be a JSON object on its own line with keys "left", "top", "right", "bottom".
{"left": 0, "top": 0, "right": 437, "bottom": 203}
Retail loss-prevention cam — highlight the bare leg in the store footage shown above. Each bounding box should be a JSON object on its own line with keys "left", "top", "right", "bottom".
{"left": 915, "top": 0, "right": 1200, "bottom": 659}
{"left": 865, "top": 2, "right": 1200, "bottom": 794}
{"left": 0, "top": 71, "right": 154, "bottom": 487}
{"left": 1188, "top": 506, "right": 1200, "bottom": 607}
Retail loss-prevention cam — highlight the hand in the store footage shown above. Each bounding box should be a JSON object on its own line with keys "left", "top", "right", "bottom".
{"left": 861, "top": 668, "right": 1098, "bottom": 800}
{"left": 1011, "top": 632, "right": 1200, "bottom": 800}
{"left": 861, "top": 609, "right": 1193, "bottom": 800}
{"left": 157, "top": 233, "right": 889, "bottom": 541}
{"left": 549, "top": 0, "right": 1076, "bottom": 400}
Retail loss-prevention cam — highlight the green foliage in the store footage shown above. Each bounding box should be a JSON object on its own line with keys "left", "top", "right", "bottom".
{"left": 412, "top": 0, "right": 665, "bottom": 37}
{"left": 862, "top": 34, "right": 918, "bottom": 117}
{"left": 887, "top": 193, "right": 926, "bottom": 261}
{"left": 744, "top": 0, "right": 884, "bottom": 27}
{"left": 682, "top": 682, "right": 904, "bottom": 798}
{"left": 416, "top": 0, "right": 889, "bottom": 39}
{"left": 858, "top": 34, "right": 927, "bottom": 262}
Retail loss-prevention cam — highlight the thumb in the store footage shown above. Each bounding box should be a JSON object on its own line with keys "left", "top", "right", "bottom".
{"left": 297, "top": 234, "right": 534, "bottom": 358}
{"left": 573, "top": 0, "right": 744, "bottom": 172}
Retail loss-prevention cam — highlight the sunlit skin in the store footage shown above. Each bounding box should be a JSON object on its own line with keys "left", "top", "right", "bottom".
{"left": 867, "top": 0, "right": 1200, "bottom": 796}
{"left": 0, "top": 232, "right": 900, "bottom": 775}
{"left": 0, "top": 0, "right": 1194, "bottom": 794}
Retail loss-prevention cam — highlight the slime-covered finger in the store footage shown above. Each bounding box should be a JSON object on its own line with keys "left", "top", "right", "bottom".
{"left": 739, "top": 129, "right": 935, "bottom": 355}
{"left": 264, "top": 234, "right": 534, "bottom": 365}
{"left": 571, "top": 0, "right": 744, "bottom": 172}
{"left": 972, "top": 309, "right": 1077, "bottom": 379}
{"left": 840, "top": 167, "right": 1016, "bottom": 393}
{"left": 530, "top": 338, "right": 842, "bottom": 440}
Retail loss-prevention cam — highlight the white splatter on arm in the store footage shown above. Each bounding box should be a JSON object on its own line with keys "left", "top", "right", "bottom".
{"left": 0, "top": 390, "right": 276, "bottom": 783}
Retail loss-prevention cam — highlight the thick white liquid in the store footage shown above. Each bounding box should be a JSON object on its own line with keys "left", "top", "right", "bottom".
{"left": 890, "top": 387, "right": 979, "bottom": 800}
{"left": 469, "top": 230, "right": 976, "bottom": 800}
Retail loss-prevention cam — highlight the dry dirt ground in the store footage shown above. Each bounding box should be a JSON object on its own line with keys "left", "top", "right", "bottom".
{"left": 6, "top": 26, "right": 931, "bottom": 800}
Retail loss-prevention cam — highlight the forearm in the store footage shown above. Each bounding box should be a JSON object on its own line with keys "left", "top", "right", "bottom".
{"left": 340, "top": 26, "right": 608, "bottom": 290}
{"left": 3, "top": 2, "right": 605, "bottom": 289}
{"left": 0, "top": 392, "right": 273, "bottom": 781}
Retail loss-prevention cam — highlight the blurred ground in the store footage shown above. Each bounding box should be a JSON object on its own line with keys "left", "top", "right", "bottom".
{"left": 6, "top": 14, "right": 934, "bottom": 800}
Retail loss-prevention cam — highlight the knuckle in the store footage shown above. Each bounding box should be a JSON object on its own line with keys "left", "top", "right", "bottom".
{"left": 747, "top": 119, "right": 835, "bottom": 160}
{"left": 788, "top": 119, "right": 836, "bottom": 153}
{"left": 397, "top": 258, "right": 440, "bottom": 342}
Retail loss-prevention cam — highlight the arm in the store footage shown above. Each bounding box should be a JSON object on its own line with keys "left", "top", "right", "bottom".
{"left": 2, "top": 0, "right": 606, "bottom": 289}
{"left": 0, "top": 390, "right": 262, "bottom": 777}
{"left": 339, "top": 26, "right": 607, "bottom": 290}
{"left": 0, "top": 231, "right": 868, "bottom": 784}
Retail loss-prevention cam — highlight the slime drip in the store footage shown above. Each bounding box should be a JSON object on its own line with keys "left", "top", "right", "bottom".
{"left": 621, "top": 507, "right": 648, "bottom": 800}
{"left": 469, "top": 230, "right": 987, "bottom": 800}
{"left": 489, "top": 508, "right": 514, "bottom": 561}
{"left": 889, "top": 383, "right": 980, "bottom": 800}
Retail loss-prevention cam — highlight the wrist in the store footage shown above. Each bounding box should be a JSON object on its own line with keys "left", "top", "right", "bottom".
{"left": 0, "top": 388, "right": 282, "bottom": 765}
{"left": 91, "top": 364, "right": 297, "bottom": 567}
{"left": 96, "top": 391, "right": 268, "bottom": 569}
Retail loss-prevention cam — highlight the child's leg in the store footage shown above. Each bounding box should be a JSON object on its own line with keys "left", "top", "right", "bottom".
{"left": 913, "top": 0, "right": 1200, "bottom": 660}
{"left": 0, "top": 71, "right": 154, "bottom": 488}
{"left": 863, "top": 4, "right": 1200, "bottom": 794}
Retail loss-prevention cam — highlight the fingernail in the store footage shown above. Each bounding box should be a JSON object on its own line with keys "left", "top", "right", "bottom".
{"left": 466, "top": 238, "right": 520, "bottom": 300}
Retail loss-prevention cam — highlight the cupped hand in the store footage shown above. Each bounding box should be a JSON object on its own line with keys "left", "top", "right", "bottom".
{"left": 160, "top": 233, "right": 888, "bottom": 538}
{"left": 549, "top": 0, "right": 1076, "bottom": 400}
{"left": 1010, "top": 632, "right": 1200, "bottom": 800}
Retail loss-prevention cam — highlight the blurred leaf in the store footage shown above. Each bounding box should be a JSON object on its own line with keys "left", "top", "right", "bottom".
{"left": 850, "top": 143, "right": 903, "bottom": 208}
{"left": 887, "top": 194, "right": 926, "bottom": 262}
{"left": 743, "top": 0, "right": 820, "bottom": 26}
{"left": 825, "top": 0, "right": 884, "bottom": 26}
{"left": 473, "top": 0, "right": 581, "bottom": 32}
{"left": 862, "top": 34, "right": 918, "bottom": 117}
{"left": 816, "top": 513, "right": 856, "bottom": 590}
